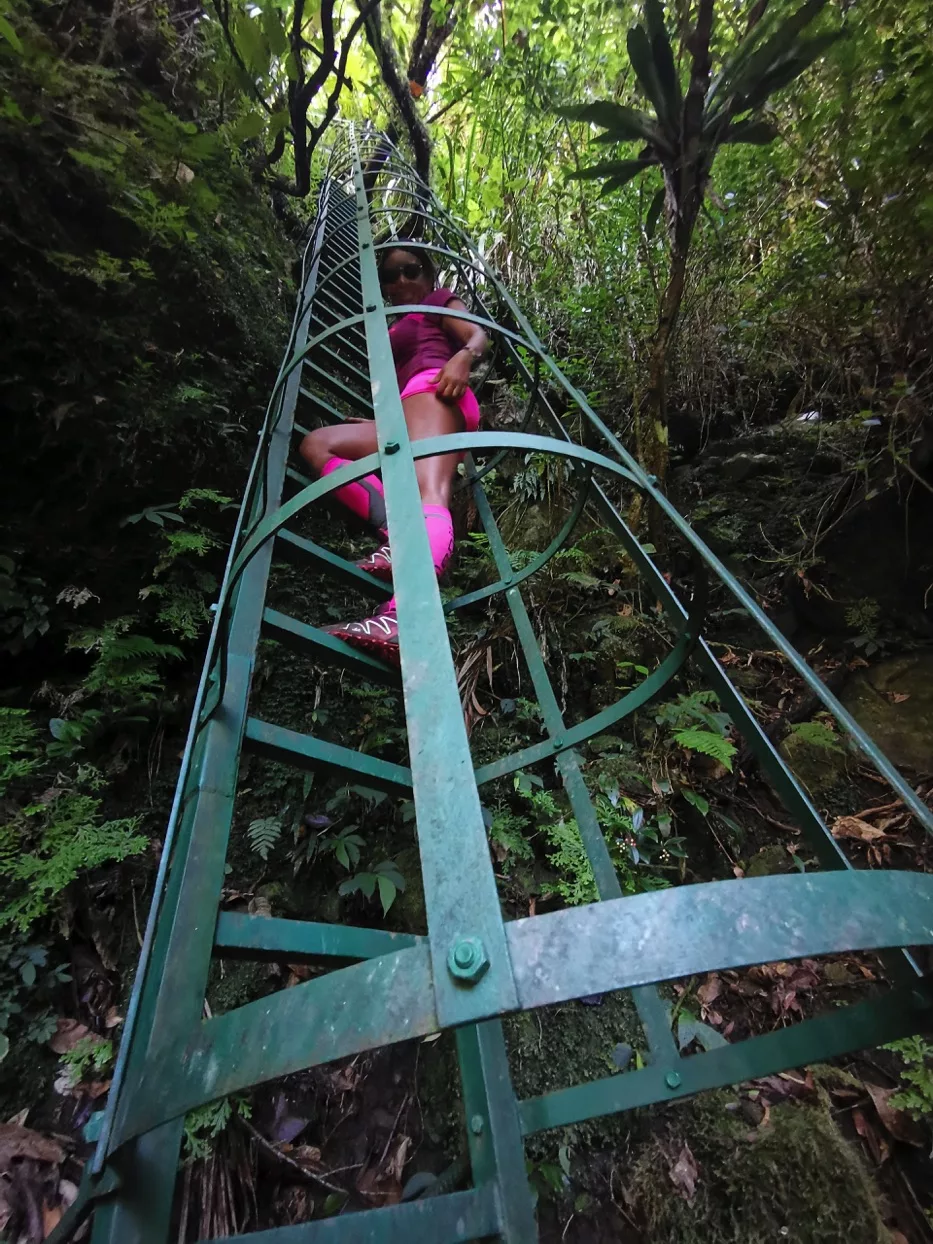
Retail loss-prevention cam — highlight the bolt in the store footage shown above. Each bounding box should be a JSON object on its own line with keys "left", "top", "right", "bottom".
{"left": 502, "top": 575, "right": 513, "bottom": 587}
{"left": 470, "top": 1114, "right": 484, "bottom": 1136}
{"left": 384, "top": 441, "right": 400, "bottom": 455}
{"left": 552, "top": 736, "right": 564, "bottom": 750}
{"left": 362, "top": 241, "right": 370, "bottom": 249}
{"left": 646, "top": 473, "right": 658, "bottom": 484}
{"left": 447, "top": 936, "right": 490, "bottom": 984}
{"left": 665, "top": 1071, "right": 682, "bottom": 1090}
{"left": 365, "top": 303, "right": 377, "bottom": 312}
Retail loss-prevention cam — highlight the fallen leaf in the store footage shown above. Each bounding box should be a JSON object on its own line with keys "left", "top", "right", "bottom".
{"left": 290, "top": 1145, "right": 322, "bottom": 1167}
{"left": 865, "top": 1084, "right": 925, "bottom": 1147}
{"left": 5, "top": 1109, "right": 28, "bottom": 1128}
{"left": 48, "top": 1018, "right": 91, "bottom": 1055}
{"left": 668, "top": 1143, "right": 698, "bottom": 1202}
{"left": 852, "top": 1108, "right": 888, "bottom": 1165}
{"left": 887, "top": 692, "right": 910, "bottom": 704}
{"left": 0, "top": 1124, "right": 64, "bottom": 1168}
{"left": 43, "top": 1202, "right": 63, "bottom": 1233}
{"left": 831, "top": 816, "right": 886, "bottom": 842}
{"left": 103, "top": 1007, "right": 124, "bottom": 1029}
{"left": 697, "top": 975, "right": 722, "bottom": 1008}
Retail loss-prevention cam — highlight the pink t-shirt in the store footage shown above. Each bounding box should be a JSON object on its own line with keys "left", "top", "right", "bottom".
{"left": 388, "top": 288, "right": 462, "bottom": 390}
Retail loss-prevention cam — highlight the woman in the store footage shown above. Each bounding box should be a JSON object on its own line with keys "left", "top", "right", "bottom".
{"left": 299, "top": 245, "right": 488, "bottom": 663}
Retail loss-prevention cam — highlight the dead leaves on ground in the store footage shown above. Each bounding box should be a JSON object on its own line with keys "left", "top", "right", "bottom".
{"left": 0, "top": 1121, "right": 75, "bottom": 1242}
{"left": 667, "top": 1142, "right": 698, "bottom": 1202}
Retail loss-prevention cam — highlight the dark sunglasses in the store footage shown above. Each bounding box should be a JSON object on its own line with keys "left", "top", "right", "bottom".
{"left": 380, "top": 262, "right": 423, "bottom": 285}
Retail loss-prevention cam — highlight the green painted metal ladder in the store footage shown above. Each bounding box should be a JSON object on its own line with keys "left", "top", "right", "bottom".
{"left": 53, "top": 123, "right": 933, "bottom": 1244}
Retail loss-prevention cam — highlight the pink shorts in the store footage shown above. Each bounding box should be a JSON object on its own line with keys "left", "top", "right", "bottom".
{"left": 399, "top": 368, "right": 481, "bottom": 432}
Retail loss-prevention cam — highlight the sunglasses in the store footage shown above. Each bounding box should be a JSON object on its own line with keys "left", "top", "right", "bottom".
{"left": 380, "top": 262, "right": 423, "bottom": 285}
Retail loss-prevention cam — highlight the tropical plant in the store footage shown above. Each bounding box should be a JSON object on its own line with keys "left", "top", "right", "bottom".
{"left": 559, "top": 0, "right": 843, "bottom": 489}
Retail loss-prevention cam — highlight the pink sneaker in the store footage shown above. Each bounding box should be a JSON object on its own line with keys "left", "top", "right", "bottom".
{"left": 322, "top": 602, "right": 399, "bottom": 665}
{"left": 356, "top": 543, "right": 393, "bottom": 582}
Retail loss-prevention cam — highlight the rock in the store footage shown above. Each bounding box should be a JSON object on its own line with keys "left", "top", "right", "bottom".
{"left": 840, "top": 653, "right": 933, "bottom": 774}
{"left": 720, "top": 452, "right": 780, "bottom": 482}
{"left": 779, "top": 729, "right": 850, "bottom": 798}
{"left": 745, "top": 845, "right": 792, "bottom": 877}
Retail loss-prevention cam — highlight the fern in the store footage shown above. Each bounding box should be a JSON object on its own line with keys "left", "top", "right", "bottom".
{"left": 540, "top": 817, "right": 597, "bottom": 906}
{"left": 247, "top": 815, "right": 285, "bottom": 861}
{"left": 69, "top": 617, "right": 183, "bottom": 703}
{"left": 0, "top": 709, "right": 40, "bottom": 796}
{"left": 673, "top": 728, "right": 736, "bottom": 770}
{"left": 0, "top": 792, "right": 147, "bottom": 931}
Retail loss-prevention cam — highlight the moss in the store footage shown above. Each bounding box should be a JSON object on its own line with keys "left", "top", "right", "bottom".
{"left": 206, "top": 958, "right": 274, "bottom": 1015}
{"left": 630, "top": 1092, "right": 889, "bottom": 1244}
{"left": 505, "top": 990, "right": 643, "bottom": 1157}
{"left": 778, "top": 729, "right": 850, "bottom": 800}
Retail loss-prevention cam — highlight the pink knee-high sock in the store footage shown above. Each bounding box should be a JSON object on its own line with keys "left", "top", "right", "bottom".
{"left": 380, "top": 505, "right": 454, "bottom": 617}
{"left": 422, "top": 504, "right": 454, "bottom": 576}
{"left": 321, "top": 457, "right": 386, "bottom": 532}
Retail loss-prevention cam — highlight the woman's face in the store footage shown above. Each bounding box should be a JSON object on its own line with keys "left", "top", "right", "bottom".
{"left": 380, "top": 249, "right": 432, "bottom": 306}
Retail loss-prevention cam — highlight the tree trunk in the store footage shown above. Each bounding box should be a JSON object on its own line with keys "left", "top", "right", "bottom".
{"left": 636, "top": 231, "right": 690, "bottom": 486}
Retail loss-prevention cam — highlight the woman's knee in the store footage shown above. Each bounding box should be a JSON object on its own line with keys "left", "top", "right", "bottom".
{"left": 299, "top": 426, "right": 336, "bottom": 471}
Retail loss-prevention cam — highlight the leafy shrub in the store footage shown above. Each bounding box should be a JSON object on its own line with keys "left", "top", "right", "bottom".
{"left": 0, "top": 790, "right": 147, "bottom": 931}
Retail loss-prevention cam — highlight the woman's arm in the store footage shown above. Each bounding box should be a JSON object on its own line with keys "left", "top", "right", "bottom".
{"left": 435, "top": 297, "right": 488, "bottom": 401}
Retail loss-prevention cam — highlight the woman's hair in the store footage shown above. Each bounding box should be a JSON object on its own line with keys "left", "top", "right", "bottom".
{"left": 377, "top": 243, "right": 436, "bottom": 287}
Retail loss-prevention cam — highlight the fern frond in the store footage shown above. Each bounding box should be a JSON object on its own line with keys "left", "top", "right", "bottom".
{"left": 673, "top": 728, "right": 736, "bottom": 770}
{"left": 247, "top": 815, "right": 284, "bottom": 861}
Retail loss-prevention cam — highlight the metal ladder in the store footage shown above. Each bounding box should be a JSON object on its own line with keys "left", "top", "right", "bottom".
{"left": 54, "top": 123, "right": 933, "bottom": 1244}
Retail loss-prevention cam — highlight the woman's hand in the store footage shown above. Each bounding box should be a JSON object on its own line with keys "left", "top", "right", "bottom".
{"left": 434, "top": 351, "right": 473, "bottom": 404}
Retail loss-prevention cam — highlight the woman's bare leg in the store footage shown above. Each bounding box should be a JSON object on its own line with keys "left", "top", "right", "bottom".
{"left": 299, "top": 419, "right": 378, "bottom": 472}
{"left": 401, "top": 391, "right": 465, "bottom": 506}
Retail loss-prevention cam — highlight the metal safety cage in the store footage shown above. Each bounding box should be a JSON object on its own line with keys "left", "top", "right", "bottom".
{"left": 50, "top": 122, "right": 933, "bottom": 1244}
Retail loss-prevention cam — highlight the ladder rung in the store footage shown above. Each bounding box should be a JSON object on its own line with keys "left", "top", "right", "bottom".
{"left": 214, "top": 911, "right": 423, "bottom": 962}
{"left": 202, "top": 1188, "right": 499, "bottom": 1243}
{"left": 244, "top": 717, "right": 412, "bottom": 794}
{"left": 298, "top": 387, "right": 359, "bottom": 426}
{"left": 262, "top": 606, "right": 399, "bottom": 685}
{"left": 275, "top": 528, "right": 391, "bottom": 600}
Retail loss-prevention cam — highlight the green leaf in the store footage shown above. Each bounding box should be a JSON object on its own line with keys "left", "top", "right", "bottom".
{"left": 720, "top": 119, "right": 779, "bottom": 145}
{"left": 0, "top": 13, "right": 23, "bottom": 53}
{"left": 376, "top": 875, "right": 397, "bottom": 914}
{"left": 678, "top": 1013, "right": 728, "bottom": 1051}
{"left": 626, "top": 24, "right": 673, "bottom": 137}
{"left": 682, "top": 789, "right": 710, "bottom": 816}
{"left": 268, "top": 108, "right": 290, "bottom": 140}
{"left": 645, "top": 185, "right": 665, "bottom": 238}
{"left": 234, "top": 12, "right": 271, "bottom": 78}
{"left": 643, "top": 0, "right": 681, "bottom": 125}
{"left": 231, "top": 112, "right": 266, "bottom": 143}
{"left": 568, "top": 158, "right": 654, "bottom": 183}
{"left": 743, "top": 32, "right": 844, "bottom": 110}
{"left": 557, "top": 101, "right": 659, "bottom": 146}
{"left": 262, "top": 8, "right": 288, "bottom": 57}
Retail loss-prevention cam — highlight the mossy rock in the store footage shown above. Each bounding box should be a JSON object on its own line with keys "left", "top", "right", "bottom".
{"left": 630, "top": 1092, "right": 889, "bottom": 1244}
{"left": 840, "top": 653, "right": 933, "bottom": 774}
{"left": 778, "top": 730, "right": 849, "bottom": 799}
